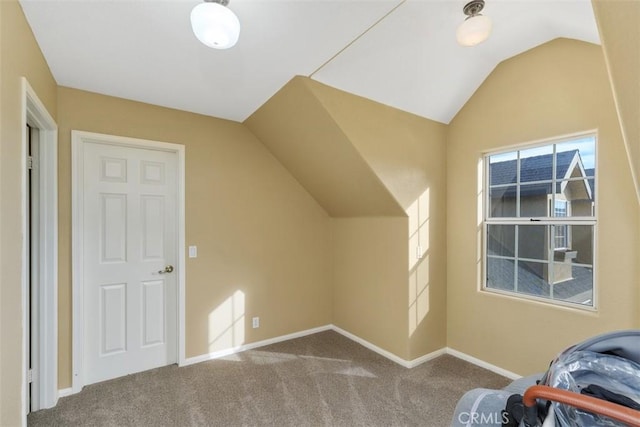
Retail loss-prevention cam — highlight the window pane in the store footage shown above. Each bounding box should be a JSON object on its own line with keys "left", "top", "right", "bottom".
{"left": 557, "top": 179, "right": 595, "bottom": 217}
{"left": 487, "top": 225, "right": 515, "bottom": 256}
{"left": 489, "top": 152, "right": 517, "bottom": 185}
{"left": 486, "top": 257, "right": 514, "bottom": 291}
{"left": 489, "top": 186, "right": 517, "bottom": 217}
{"left": 556, "top": 137, "right": 596, "bottom": 171}
{"left": 514, "top": 262, "right": 593, "bottom": 306}
{"left": 518, "top": 225, "right": 547, "bottom": 261}
{"left": 516, "top": 260, "right": 550, "bottom": 298}
{"left": 520, "top": 145, "right": 553, "bottom": 182}
{"left": 551, "top": 265, "right": 593, "bottom": 306}
{"left": 555, "top": 136, "right": 596, "bottom": 217}
{"left": 520, "top": 183, "right": 552, "bottom": 217}
{"left": 569, "top": 225, "right": 593, "bottom": 265}
{"left": 552, "top": 225, "right": 593, "bottom": 262}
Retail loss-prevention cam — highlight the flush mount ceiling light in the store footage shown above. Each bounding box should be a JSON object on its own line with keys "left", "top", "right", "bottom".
{"left": 191, "top": 0, "right": 240, "bottom": 49}
{"left": 456, "top": 0, "right": 492, "bottom": 47}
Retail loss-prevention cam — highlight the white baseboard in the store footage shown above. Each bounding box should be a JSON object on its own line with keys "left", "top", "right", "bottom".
{"left": 407, "top": 347, "right": 448, "bottom": 368}
{"left": 183, "top": 324, "right": 417, "bottom": 369}
{"left": 181, "top": 324, "right": 520, "bottom": 381}
{"left": 446, "top": 348, "right": 521, "bottom": 380}
{"left": 329, "top": 328, "right": 520, "bottom": 377}
{"left": 330, "top": 326, "right": 447, "bottom": 369}
{"left": 330, "top": 325, "right": 413, "bottom": 368}
{"left": 58, "top": 387, "right": 73, "bottom": 398}
{"left": 181, "top": 324, "right": 333, "bottom": 366}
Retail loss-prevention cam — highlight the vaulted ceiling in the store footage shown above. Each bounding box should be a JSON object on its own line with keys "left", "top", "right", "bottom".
{"left": 20, "top": 0, "right": 599, "bottom": 124}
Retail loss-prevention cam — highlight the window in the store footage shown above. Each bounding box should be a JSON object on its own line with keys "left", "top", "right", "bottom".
{"left": 483, "top": 135, "right": 596, "bottom": 307}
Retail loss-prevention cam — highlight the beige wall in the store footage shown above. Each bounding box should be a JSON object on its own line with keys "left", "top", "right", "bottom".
{"left": 305, "top": 79, "right": 447, "bottom": 211}
{"left": 56, "top": 87, "right": 333, "bottom": 388}
{"left": 248, "top": 77, "right": 448, "bottom": 361}
{"left": 0, "top": 1, "right": 58, "bottom": 424}
{"left": 304, "top": 79, "right": 448, "bottom": 359}
{"left": 245, "top": 77, "right": 404, "bottom": 217}
{"left": 592, "top": 0, "right": 640, "bottom": 327}
{"left": 447, "top": 38, "right": 640, "bottom": 376}
{"left": 332, "top": 218, "right": 409, "bottom": 359}
{"left": 592, "top": 0, "right": 640, "bottom": 203}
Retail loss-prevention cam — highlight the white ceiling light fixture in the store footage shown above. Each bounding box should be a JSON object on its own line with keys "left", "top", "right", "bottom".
{"left": 456, "top": 0, "right": 492, "bottom": 47}
{"left": 191, "top": 0, "right": 240, "bottom": 49}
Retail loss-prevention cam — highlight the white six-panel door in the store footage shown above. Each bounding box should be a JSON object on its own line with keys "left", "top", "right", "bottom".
{"left": 82, "top": 141, "right": 177, "bottom": 385}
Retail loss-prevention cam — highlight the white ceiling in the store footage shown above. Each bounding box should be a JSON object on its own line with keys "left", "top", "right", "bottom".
{"left": 20, "top": 0, "right": 600, "bottom": 124}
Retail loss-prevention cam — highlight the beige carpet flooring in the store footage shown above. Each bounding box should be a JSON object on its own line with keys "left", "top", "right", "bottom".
{"left": 28, "top": 330, "right": 510, "bottom": 426}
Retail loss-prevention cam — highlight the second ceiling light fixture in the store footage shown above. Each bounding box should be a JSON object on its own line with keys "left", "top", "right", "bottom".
{"left": 456, "top": 0, "right": 492, "bottom": 47}
{"left": 191, "top": 0, "right": 240, "bottom": 49}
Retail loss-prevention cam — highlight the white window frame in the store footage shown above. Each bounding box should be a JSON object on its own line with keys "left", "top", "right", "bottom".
{"left": 481, "top": 132, "right": 597, "bottom": 310}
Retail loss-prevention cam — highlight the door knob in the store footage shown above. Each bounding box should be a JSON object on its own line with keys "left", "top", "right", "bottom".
{"left": 158, "top": 265, "right": 174, "bottom": 274}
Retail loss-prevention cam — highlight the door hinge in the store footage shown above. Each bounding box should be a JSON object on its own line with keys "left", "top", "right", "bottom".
{"left": 27, "top": 369, "right": 34, "bottom": 383}
{"left": 27, "top": 156, "right": 36, "bottom": 170}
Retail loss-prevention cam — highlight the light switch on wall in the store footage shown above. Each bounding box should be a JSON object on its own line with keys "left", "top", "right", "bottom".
{"left": 188, "top": 246, "right": 197, "bottom": 258}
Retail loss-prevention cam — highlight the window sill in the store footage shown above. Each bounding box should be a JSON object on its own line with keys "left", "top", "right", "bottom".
{"left": 480, "top": 287, "right": 597, "bottom": 313}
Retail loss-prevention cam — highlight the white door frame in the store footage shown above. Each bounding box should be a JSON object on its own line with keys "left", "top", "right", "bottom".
{"left": 71, "top": 131, "right": 186, "bottom": 393}
{"left": 21, "top": 77, "right": 58, "bottom": 417}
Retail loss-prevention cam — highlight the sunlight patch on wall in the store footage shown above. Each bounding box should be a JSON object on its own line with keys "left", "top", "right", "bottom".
{"left": 409, "top": 256, "right": 430, "bottom": 336}
{"left": 208, "top": 290, "right": 245, "bottom": 352}
{"left": 408, "top": 188, "right": 431, "bottom": 336}
{"left": 408, "top": 188, "right": 430, "bottom": 271}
